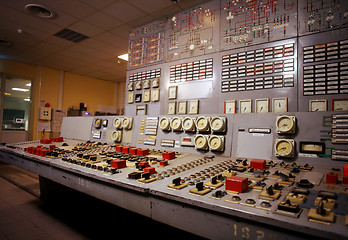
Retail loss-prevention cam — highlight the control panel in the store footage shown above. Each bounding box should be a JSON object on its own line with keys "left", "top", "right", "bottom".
{"left": 5, "top": 111, "right": 348, "bottom": 239}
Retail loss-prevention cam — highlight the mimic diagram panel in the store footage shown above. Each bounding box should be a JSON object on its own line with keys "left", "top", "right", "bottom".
{"left": 166, "top": 0, "right": 220, "bottom": 61}
{"left": 220, "top": 0, "right": 297, "bottom": 51}
{"left": 298, "top": 0, "right": 348, "bottom": 36}
{"left": 128, "top": 18, "right": 167, "bottom": 68}
{"left": 125, "top": 0, "right": 348, "bottom": 118}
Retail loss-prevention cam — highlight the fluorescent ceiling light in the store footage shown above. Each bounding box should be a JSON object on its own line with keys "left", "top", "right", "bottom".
{"left": 118, "top": 53, "right": 128, "bottom": 61}
{"left": 26, "top": 83, "right": 32, "bottom": 87}
{"left": 24, "top": 98, "right": 30, "bottom": 102}
{"left": 12, "top": 87, "right": 29, "bottom": 92}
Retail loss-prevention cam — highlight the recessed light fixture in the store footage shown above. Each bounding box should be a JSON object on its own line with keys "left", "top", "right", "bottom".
{"left": 12, "top": 88, "right": 29, "bottom": 92}
{"left": 25, "top": 3, "right": 55, "bottom": 19}
{"left": 118, "top": 53, "right": 129, "bottom": 61}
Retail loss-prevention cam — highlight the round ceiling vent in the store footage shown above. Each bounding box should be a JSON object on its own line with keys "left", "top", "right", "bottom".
{"left": 25, "top": 4, "right": 55, "bottom": 19}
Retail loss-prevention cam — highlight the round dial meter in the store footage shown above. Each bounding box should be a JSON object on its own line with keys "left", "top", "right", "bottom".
{"left": 276, "top": 115, "right": 296, "bottom": 134}
{"left": 182, "top": 117, "right": 196, "bottom": 132}
{"left": 122, "top": 117, "right": 133, "bottom": 130}
{"left": 111, "top": 130, "right": 122, "bottom": 142}
{"left": 94, "top": 118, "right": 102, "bottom": 129}
{"left": 194, "top": 134, "right": 209, "bottom": 150}
{"left": 208, "top": 135, "right": 225, "bottom": 151}
{"left": 274, "top": 139, "right": 295, "bottom": 158}
{"left": 113, "top": 117, "right": 123, "bottom": 129}
{"left": 160, "top": 117, "right": 171, "bottom": 131}
{"left": 170, "top": 117, "right": 182, "bottom": 131}
{"left": 196, "top": 116, "right": 210, "bottom": 132}
{"left": 210, "top": 116, "right": 226, "bottom": 133}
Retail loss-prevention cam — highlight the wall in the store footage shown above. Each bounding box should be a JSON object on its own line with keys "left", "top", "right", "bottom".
{"left": 0, "top": 58, "right": 124, "bottom": 141}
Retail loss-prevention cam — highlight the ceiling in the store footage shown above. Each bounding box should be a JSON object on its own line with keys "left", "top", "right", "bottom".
{"left": 0, "top": 0, "right": 210, "bottom": 83}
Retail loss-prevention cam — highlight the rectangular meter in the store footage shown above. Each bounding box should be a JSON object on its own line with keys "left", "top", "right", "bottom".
{"left": 299, "top": 141, "right": 325, "bottom": 154}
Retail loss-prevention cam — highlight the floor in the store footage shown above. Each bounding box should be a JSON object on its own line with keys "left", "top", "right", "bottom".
{"left": 0, "top": 162, "right": 204, "bottom": 240}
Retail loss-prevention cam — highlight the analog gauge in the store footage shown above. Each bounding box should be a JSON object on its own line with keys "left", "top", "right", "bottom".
{"left": 167, "top": 102, "right": 176, "bottom": 115}
{"left": 127, "top": 82, "right": 134, "bottom": 91}
{"left": 196, "top": 116, "right": 210, "bottom": 132}
{"left": 122, "top": 117, "right": 133, "bottom": 130}
{"left": 170, "top": 117, "right": 182, "bottom": 131}
{"left": 143, "top": 90, "right": 150, "bottom": 102}
{"left": 309, "top": 99, "right": 327, "bottom": 112}
{"left": 94, "top": 118, "right": 102, "bottom": 129}
{"left": 152, "top": 78, "right": 160, "bottom": 88}
{"left": 111, "top": 130, "right": 122, "bottom": 142}
{"left": 188, "top": 100, "right": 199, "bottom": 114}
{"left": 210, "top": 116, "right": 226, "bottom": 133}
{"left": 135, "top": 81, "right": 142, "bottom": 90}
{"left": 160, "top": 117, "right": 171, "bottom": 131}
{"left": 208, "top": 135, "right": 225, "bottom": 151}
{"left": 275, "top": 139, "right": 295, "bottom": 158}
{"left": 177, "top": 101, "right": 187, "bottom": 114}
{"left": 127, "top": 92, "right": 134, "bottom": 104}
{"left": 332, "top": 99, "right": 348, "bottom": 111}
{"left": 194, "top": 134, "right": 208, "bottom": 150}
{"left": 224, "top": 100, "right": 236, "bottom": 114}
{"left": 276, "top": 115, "right": 296, "bottom": 134}
{"left": 151, "top": 88, "right": 160, "bottom": 102}
{"left": 182, "top": 117, "right": 196, "bottom": 132}
{"left": 255, "top": 98, "right": 269, "bottom": 113}
{"left": 113, "top": 117, "right": 123, "bottom": 129}
{"left": 143, "top": 79, "right": 150, "bottom": 89}
{"left": 272, "top": 97, "right": 288, "bottom": 112}
{"left": 239, "top": 99, "right": 252, "bottom": 113}
{"left": 168, "top": 86, "right": 177, "bottom": 99}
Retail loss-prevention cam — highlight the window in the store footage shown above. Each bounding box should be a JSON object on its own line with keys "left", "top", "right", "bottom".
{"left": 2, "top": 75, "right": 32, "bottom": 131}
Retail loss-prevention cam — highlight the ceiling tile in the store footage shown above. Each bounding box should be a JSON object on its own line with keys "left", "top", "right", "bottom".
{"left": 79, "top": 38, "right": 119, "bottom": 54}
{"left": 94, "top": 32, "right": 128, "bottom": 51}
{"left": 81, "top": 0, "right": 117, "bottom": 9}
{"left": 0, "top": 4, "right": 62, "bottom": 34}
{"left": 149, "top": 5, "right": 181, "bottom": 20}
{"left": 129, "top": 15, "right": 156, "bottom": 28}
{"left": 110, "top": 24, "right": 133, "bottom": 39}
{"left": 126, "top": 0, "right": 174, "bottom": 14}
{"left": 103, "top": 0, "right": 147, "bottom": 23}
{"left": 36, "top": 0, "right": 97, "bottom": 19}
{"left": 69, "top": 20, "right": 105, "bottom": 37}
{"left": 83, "top": 11, "right": 124, "bottom": 31}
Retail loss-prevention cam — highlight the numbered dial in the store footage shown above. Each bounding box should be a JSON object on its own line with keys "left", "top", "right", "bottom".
{"left": 275, "top": 139, "right": 295, "bottom": 158}
{"left": 210, "top": 116, "right": 226, "bottom": 133}
{"left": 143, "top": 80, "right": 150, "bottom": 89}
{"left": 127, "top": 82, "right": 134, "bottom": 91}
{"left": 182, "top": 117, "right": 196, "bottom": 132}
{"left": 276, "top": 115, "right": 296, "bottom": 134}
{"left": 152, "top": 78, "right": 160, "bottom": 88}
{"left": 196, "top": 116, "right": 210, "bottom": 132}
{"left": 194, "top": 134, "right": 209, "bottom": 150}
{"left": 170, "top": 117, "right": 182, "bottom": 131}
{"left": 122, "top": 117, "right": 133, "bottom": 130}
{"left": 160, "top": 117, "right": 171, "bottom": 131}
{"left": 135, "top": 81, "right": 142, "bottom": 90}
{"left": 113, "top": 117, "right": 123, "bottom": 129}
{"left": 111, "top": 130, "right": 122, "bottom": 142}
{"left": 208, "top": 135, "right": 225, "bottom": 151}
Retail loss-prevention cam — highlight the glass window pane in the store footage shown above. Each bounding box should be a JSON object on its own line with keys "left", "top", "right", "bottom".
{"left": 2, "top": 76, "right": 31, "bottom": 131}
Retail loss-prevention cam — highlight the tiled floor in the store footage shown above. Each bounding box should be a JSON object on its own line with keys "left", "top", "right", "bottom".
{"left": 0, "top": 162, "right": 204, "bottom": 240}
